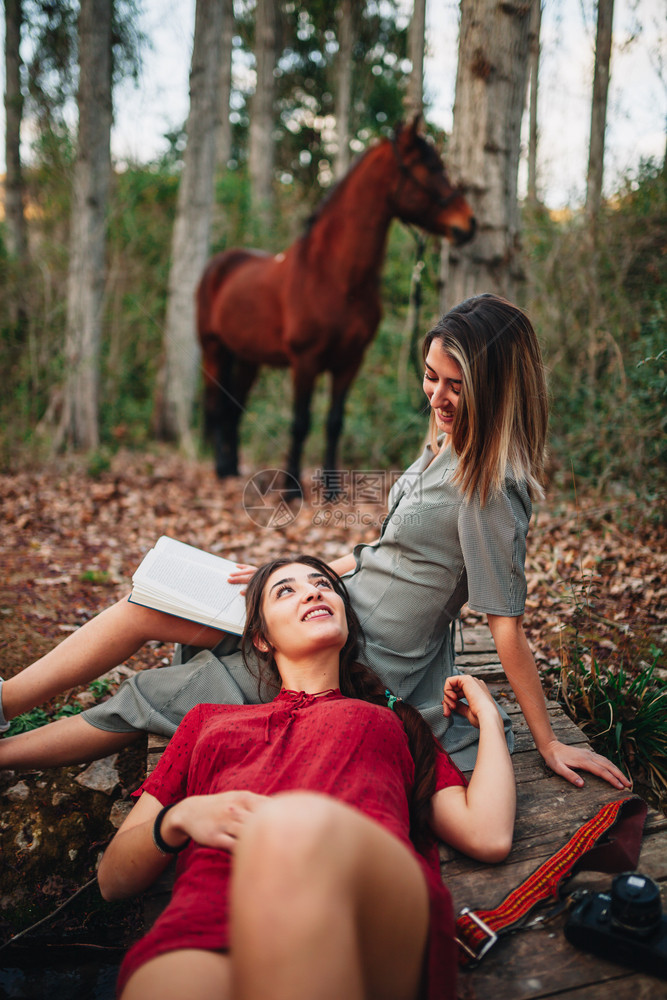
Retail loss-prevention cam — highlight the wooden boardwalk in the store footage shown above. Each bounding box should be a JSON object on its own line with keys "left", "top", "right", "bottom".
{"left": 145, "top": 626, "right": 667, "bottom": 998}
{"left": 447, "top": 625, "right": 667, "bottom": 1000}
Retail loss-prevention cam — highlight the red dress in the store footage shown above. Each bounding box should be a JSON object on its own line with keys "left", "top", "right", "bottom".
{"left": 117, "top": 690, "right": 467, "bottom": 998}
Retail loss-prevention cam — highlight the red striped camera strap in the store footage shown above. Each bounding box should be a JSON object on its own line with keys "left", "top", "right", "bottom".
{"left": 455, "top": 796, "right": 648, "bottom": 965}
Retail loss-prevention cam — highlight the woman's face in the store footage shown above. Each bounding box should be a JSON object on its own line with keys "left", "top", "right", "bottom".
{"left": 259, "top": 563, "right": 349, "bottom": 664}
{"left": 423, "top": 340, "right": 462, "bottom": 435}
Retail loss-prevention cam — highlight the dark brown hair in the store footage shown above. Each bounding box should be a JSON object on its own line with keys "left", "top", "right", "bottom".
{"left": 241, "top": 555, "right": 440, "bottom": 849}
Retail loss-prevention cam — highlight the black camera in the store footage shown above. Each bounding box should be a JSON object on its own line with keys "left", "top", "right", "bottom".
{"left": 565, "top": 872, "right": 667, "bottom": 980}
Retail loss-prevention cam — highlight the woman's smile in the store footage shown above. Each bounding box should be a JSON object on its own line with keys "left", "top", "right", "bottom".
{"left": 302, "top": 605, "right": 333, "bottom": 622}
{"left": 423, "top": 341, "right": 462, "bottom": 433}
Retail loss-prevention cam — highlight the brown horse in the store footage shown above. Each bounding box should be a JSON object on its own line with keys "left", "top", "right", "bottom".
{"left": 198, "top": 117, "right": 475, "bottom": 497}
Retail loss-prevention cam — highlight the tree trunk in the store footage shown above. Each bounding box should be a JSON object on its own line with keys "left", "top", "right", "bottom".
{"left": 526, "top": 0, "right": 542, "bottom": 205}
{"left": 439, "top": 0, "right": 533, "bottom": 312}
{"left": 249, "top": 0, "right": 277, "bottom": 226}
{"left": 405, "top": 0, "right": 426, "bottom": 119}
{"left": 60, "top": 0, "right": 112, "bottom": 450}
{"left": 155, "top": 0, "right": 224, "bottom": 446}
{"left": 4, "top": 0, "right": 27, "bottom": 262}
{"left": 216, "top": 0, "right": 234, "bottom": 171}
{"left": 586, "top": 0, "right": 615, "bottom": 221}
{"left": 334, "top": 0, "right": 353, "bottom": 179}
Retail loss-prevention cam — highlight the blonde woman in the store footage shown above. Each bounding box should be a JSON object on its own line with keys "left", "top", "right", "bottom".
{"left": 0, "top": 295, "right": 629, "bottom": 790}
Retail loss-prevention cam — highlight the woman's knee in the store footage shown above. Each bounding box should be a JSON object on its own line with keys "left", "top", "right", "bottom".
{"left": 235, "top": 792, "right": 357, "bottom": 890}
{"left": 247, "top": 791, "right": 352, "bottom": 850}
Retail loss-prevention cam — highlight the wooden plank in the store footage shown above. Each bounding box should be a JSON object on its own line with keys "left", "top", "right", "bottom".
{"left": 451, "top": 821, "right": 667, "bottom": 999}
{"left": 461, "top": 663, "right": 507, "bottom": 682}
{"left": 455, "top": 921, "right": 666, "bottom": 1000}
{"left": 147, "top": 733, "right": 169, "bottom": 776}
{"left": 456, "top": 653, "right": 504, "bottom": 667}
{"left": 455, "top": 625, "right": 497, "bottom": 652}
{"left": 526, "top": 976, "right": 666, "bottom": 999}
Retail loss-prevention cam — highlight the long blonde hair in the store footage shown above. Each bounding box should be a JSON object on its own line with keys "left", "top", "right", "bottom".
{"left": 424, "top": 294, "right": 548, "bottom": 505}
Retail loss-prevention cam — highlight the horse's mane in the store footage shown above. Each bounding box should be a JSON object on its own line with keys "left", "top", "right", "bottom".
{"left": 299, "top": 128, "right": 445, "bottom": 245}
{"left": 301, "top": 139, "right": 385, "bottom": 239}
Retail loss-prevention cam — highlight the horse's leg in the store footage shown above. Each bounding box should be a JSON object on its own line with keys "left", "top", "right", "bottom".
{"left": 201, "top": 336, "right": 237, "bottom": 479}
{"left": 208, "top": 345, "right": 258, "bottom": 480}
{"left": 321, "top": 362, "right": 363, "bottom": 500}
{"left": 284, "top": 366, "right": 316, "bottom": 500}
{"left": 222, "top": 359, "right": 259, "bottom": 477}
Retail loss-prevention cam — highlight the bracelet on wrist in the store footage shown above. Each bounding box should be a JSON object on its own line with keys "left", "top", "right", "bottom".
{"left": 153, "top": 803, "right": 190, "bottom": 855}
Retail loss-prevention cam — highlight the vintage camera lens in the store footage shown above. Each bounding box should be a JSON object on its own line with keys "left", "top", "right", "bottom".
{"left": 610, "top": 872, "right": 662, "bottom": 937}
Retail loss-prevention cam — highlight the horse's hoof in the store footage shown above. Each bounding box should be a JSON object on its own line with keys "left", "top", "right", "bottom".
{"left": 281, "top": 482, "right": 304, "bottom": 503}
{"left": 215, "top": 462, "right": 239, "bottom": 479}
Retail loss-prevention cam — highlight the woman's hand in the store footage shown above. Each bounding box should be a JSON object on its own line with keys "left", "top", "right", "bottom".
{"left": 165, "top": 790, "right": 269, "bottom": 852}
{"left": 442, "top": 674, "right": 502, "bottom": 730}
{"left": 539, "top": 739, "right": 632, "bottom": 791}
{"left": 433, "top": 674, "right": 515, "bottom": 862}
{"left": 227, "top": 564, "right": 258, "bottom": 594}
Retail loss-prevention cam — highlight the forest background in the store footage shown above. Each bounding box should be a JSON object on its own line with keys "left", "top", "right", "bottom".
{"left": 0, "top": 0, "right": 666, "bottom": 844}
{"left": 0, "top": 0, "right": 664, "bottom": 970}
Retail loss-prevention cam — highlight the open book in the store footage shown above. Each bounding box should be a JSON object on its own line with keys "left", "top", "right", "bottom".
{"left": 128, "top": 536, "right": 246, "bottom": 635}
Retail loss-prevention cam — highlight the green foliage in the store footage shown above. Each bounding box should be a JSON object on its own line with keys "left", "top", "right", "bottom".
{"left": 99, "top": 164, "right": 178, "bottom": 448}
{"left": 232, "top": 0, "right": 410, "bottom": 192}
{"left": 24, "top": 0, "right": 79, "bottom": 124}
{"left": 7, "top": 707, "right": 51, "bottom": 734}
{"left": 523, "top": 159, "right": 667, "bottom": 495}
{"left": 86, "top": 448, "right": 112, "bottom": 478}
{"left": 24, "top": 0, "right": 145, "bottom": 124}
{"left": 559, "top": 619, "right": 666, "bottom": 808}
{"left": 6, "top": 681, "right": 113, "bottom": 735}
{"left": 88, "top": 678, "right": 113, "bottom": 698}
{"left": 53, "top": 702, "right": 84, "bottom": 717}
{"left": 78, "top": 569, "right": 112, "bottom": 584}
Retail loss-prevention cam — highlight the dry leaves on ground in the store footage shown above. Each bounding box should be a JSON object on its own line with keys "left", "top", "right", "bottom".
{"left": 1, "top": 451, "right": 664, "bottom": 708}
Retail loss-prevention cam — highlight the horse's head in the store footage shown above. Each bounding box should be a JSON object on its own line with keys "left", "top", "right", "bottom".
{"left": 389, "top": 117, "right": 475, "bottom": 246}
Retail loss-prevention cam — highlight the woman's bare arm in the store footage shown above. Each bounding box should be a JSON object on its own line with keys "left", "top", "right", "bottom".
{"left": 328, "top": 553, "right": 356, "bottom": 576}
{"left": 430, "top": 675, "right": 515, "bottom": 862}
{"left": 98, "top": 791, "right": 172, "bottom": 900}
{"left": 487, "top": 614, "right": 631, "bottom": 790}
{"left": 98, "top": 789, "right": 269, "bottom": 901}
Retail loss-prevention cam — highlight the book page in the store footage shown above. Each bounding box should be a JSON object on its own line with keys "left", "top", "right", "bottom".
{"left": 143, "top": 554, "right": 243, "bottom": 615}
{"left": 132, "top": 537, "right": 246, "bottom": 629}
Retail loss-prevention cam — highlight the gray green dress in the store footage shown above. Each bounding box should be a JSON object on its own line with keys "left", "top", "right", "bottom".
{"left": 83, "top": 441, "right": 531, "bottom": 769}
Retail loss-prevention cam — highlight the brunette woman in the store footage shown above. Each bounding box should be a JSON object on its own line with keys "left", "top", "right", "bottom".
{"left": 98, "top": 557, "right": 515, "bottom": 1000}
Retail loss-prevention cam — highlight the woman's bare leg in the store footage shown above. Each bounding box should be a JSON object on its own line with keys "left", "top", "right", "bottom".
{"left": 120, "top": 949, "right": 231, "bottom": 1000}
{"left": 0, "top": 714, "right": 141, "bottom": 769}
{"left": 231, "top": 792, "right": 431, "bottom": 1000}
{"left": 2, "top": 597, "right": 227, "bottom": 721}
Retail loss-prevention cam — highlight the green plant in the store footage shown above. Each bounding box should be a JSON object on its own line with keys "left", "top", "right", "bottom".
{"left": 88, "top": 678, "right": 113, "bottom": 698}
{"left": 53, "top": 703, "right": 84, "bottom": 718}
{"left": 558, "top": 619, "right": 667, "bottom": 809}
{"left": 78, "top": 569, "right": 112, "bottom": 584}
{"left": 7, "top": 708, "right": 50, "bottom": 735}
{"left": 86, "top": 449, "right": 113, "bottom": 478}
{"left": 6, "top": 688, "right": 103, "bottom": 735}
